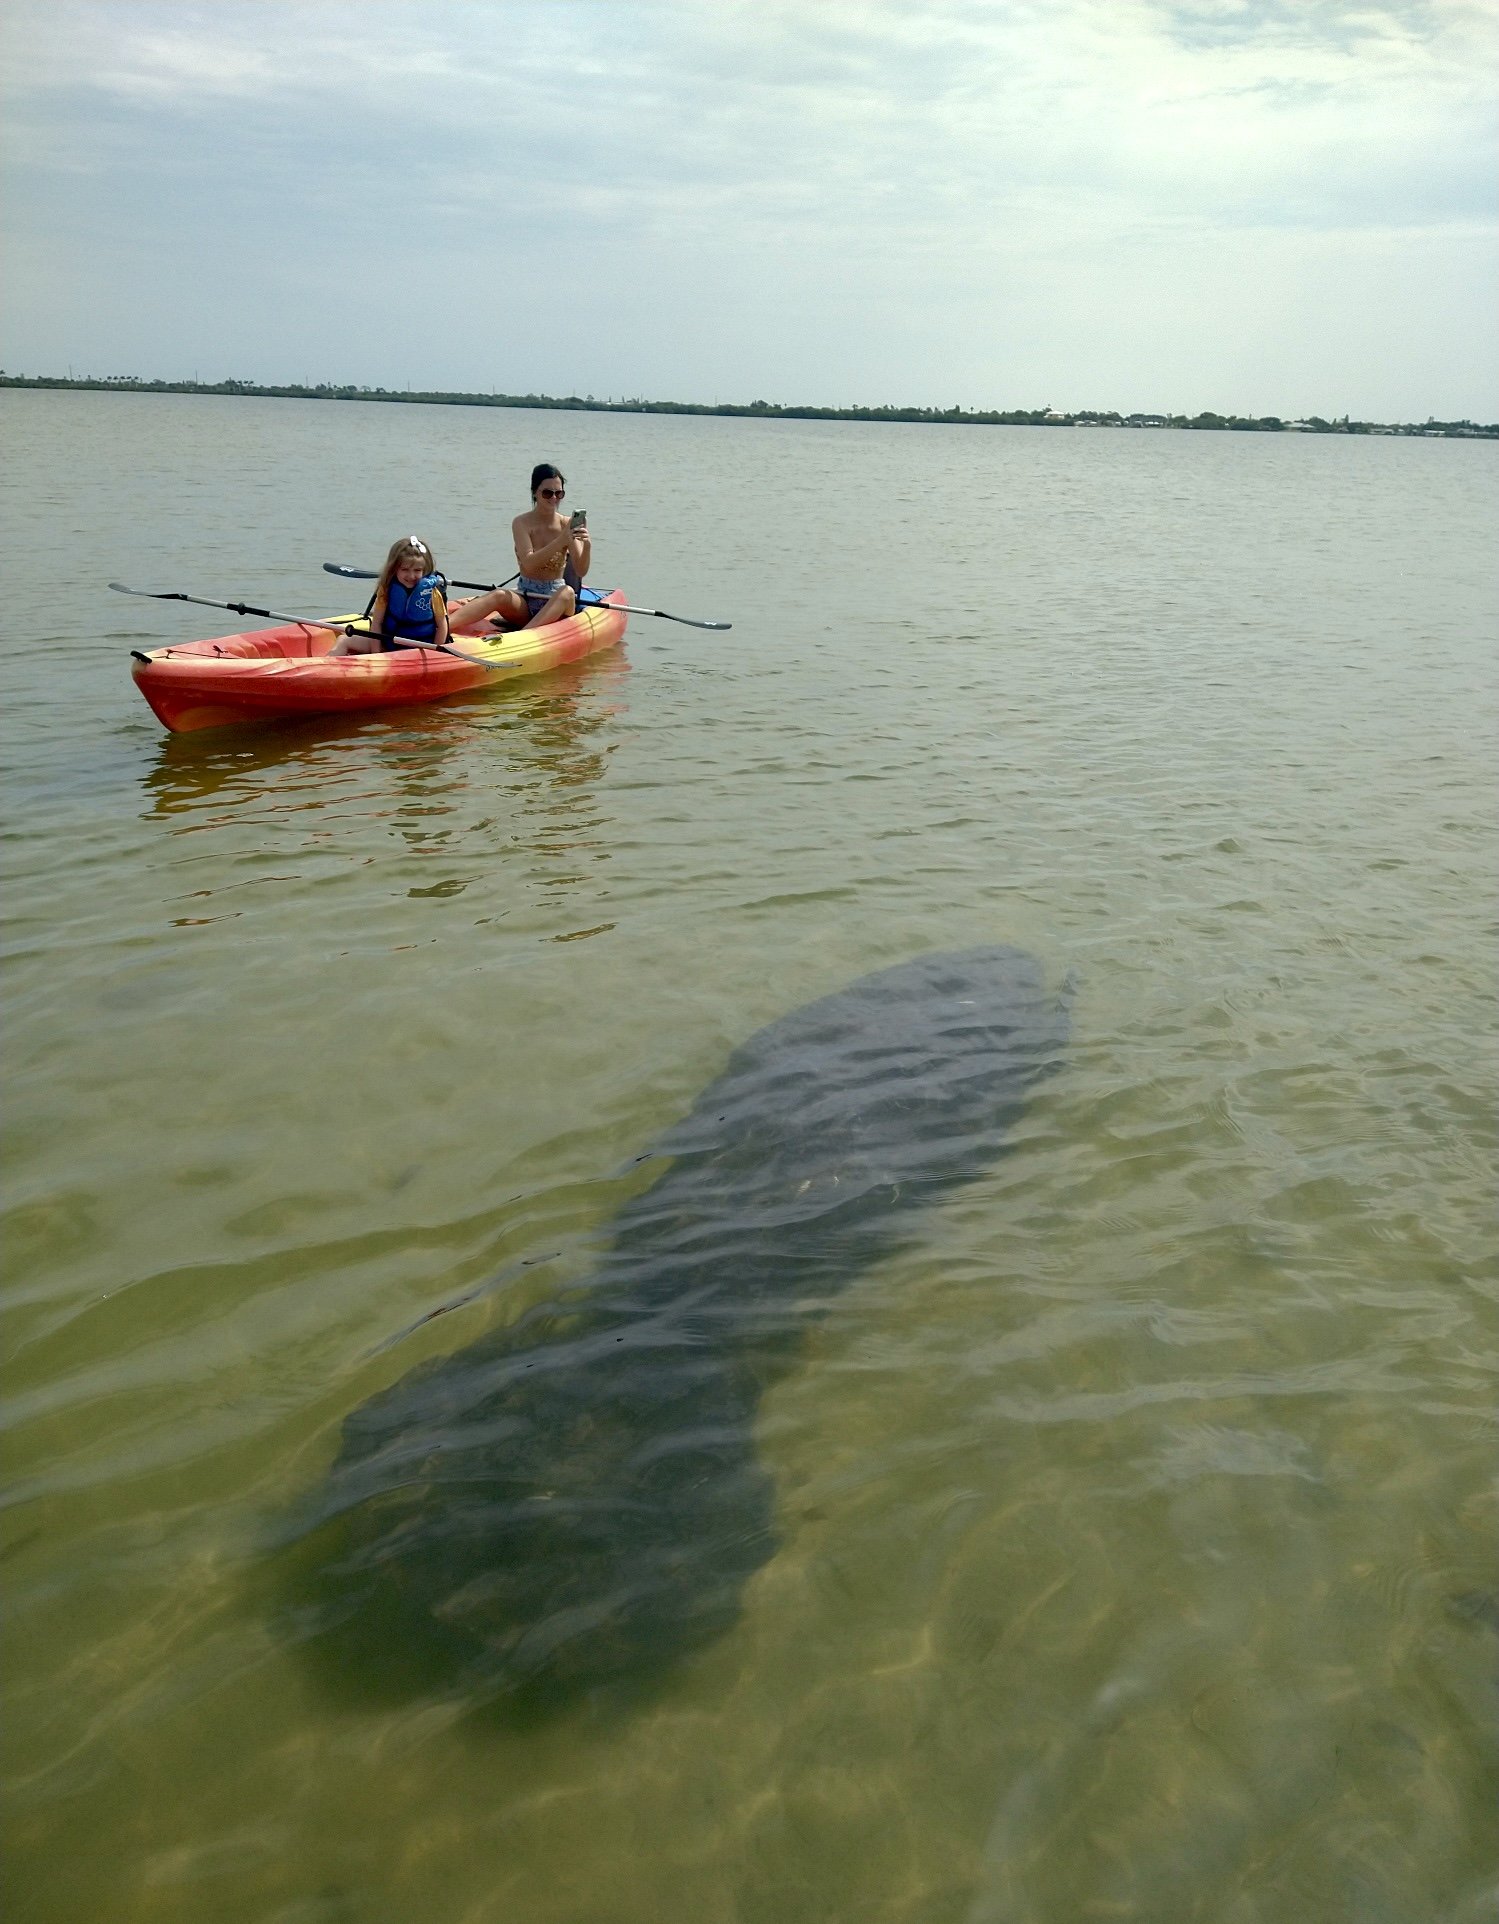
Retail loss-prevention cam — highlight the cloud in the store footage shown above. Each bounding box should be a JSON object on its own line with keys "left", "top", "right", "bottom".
{"left": 1, "top": 1, "right": 1494, "bottom": 415}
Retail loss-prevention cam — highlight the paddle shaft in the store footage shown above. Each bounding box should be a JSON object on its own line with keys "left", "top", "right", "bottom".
{"left": 112, "top": 583, "right": 349, "bottom": 633}
{"left": 600, "top": 603, "right": 730, "bottom": 631}
{"left": 323, "top": 564, "right": 729, "bottom": 630}
{"left": 109, "top": 583, "right": 503, "bottom": 667}
{"left": 323, "top": 562, "right": 516, "bottom": 594}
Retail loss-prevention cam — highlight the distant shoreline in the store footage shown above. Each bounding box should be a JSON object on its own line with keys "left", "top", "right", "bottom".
{"left": 2, "top": 372, "right": 1494, "bottom": 439}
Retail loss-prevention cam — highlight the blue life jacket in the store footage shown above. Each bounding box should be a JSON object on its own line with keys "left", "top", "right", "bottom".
{"left": 383, "top": 573, "right": 445, "bottom": 642}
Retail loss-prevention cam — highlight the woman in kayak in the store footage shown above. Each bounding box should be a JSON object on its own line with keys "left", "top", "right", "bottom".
{"left": 447, "top": 465, "right": 591, "bottom": 634}
{"left": 331, "top": 536, "right": 449, "bottom": 655}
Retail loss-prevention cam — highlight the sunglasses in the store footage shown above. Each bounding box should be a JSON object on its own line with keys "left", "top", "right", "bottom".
{"left": 538, "top": 486, "right": 565, "bottom": 499}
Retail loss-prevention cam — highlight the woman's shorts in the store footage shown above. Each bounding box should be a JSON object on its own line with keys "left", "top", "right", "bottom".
{"left": 516, "top": 575, "right": 566, "bottom": 615}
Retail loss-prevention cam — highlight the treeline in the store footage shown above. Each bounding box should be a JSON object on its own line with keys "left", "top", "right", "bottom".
{"left": 2, "top": 373, "right": 1494, "bottom": 438}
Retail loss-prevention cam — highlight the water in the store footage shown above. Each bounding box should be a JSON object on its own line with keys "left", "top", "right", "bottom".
{"left": 3, "top": 389, "right": 1495, "bottom": 1922}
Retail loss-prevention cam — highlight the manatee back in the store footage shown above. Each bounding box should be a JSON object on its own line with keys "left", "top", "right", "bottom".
{"left": 607, "top": 947, "right": 1067, "bottom": 1279}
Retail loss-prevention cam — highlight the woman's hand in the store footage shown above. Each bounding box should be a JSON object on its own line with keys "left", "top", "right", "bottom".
{"left": 513, "top": 509, "right": 582, "bottom": 581}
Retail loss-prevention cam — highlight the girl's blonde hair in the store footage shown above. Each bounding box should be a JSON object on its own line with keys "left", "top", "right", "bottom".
{"left": 375, "top": 535, "right": 438, "bottom": 602}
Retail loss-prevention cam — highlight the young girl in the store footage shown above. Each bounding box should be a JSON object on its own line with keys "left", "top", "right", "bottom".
{"left": 331, "top": 537, "right": 449, "bottom": 655}
{"left": 447, "top": 465, "right": 591, "bottom": 635}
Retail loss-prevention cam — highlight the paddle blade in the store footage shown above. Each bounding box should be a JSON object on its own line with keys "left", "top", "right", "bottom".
{"left": 323, "top": 562, "right": 379, "bottom": 580}
{"left": 108, "top": 582, "right": 186, "bottom": 601}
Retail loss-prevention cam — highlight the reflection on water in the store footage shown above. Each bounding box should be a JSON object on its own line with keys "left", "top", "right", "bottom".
{"left": 137, "top": 657, "right": 632, "bottom": 928}
{"left": 2, "top": 390, "right": 1494, "bottom": 1924}
{"left": 141, "top": 655, "right": 628, "bottom": 814}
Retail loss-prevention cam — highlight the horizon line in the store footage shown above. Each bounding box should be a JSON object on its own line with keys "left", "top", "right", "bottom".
{"left": 2, "top": 373, "right": 1494, "bottom": 439}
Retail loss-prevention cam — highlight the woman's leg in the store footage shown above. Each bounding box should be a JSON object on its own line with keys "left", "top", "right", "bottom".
{"left": 448, "top": 588, "right": 529, "bottom": 633}
{"left": 525, "top": 585, "right": 575, "bottom": 629}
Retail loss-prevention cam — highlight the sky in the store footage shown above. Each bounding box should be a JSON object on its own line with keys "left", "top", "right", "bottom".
{"left": 1, "top": 0, "right": 1495, "bottom": 419}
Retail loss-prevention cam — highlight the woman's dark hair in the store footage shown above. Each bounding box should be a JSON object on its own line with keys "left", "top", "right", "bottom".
{"left": 530, "top": 463, "right": 565, "bottom": 497}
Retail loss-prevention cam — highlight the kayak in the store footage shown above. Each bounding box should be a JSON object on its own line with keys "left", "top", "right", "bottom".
{"left": 129, "top": 591, "right": 629, "bottom": 733}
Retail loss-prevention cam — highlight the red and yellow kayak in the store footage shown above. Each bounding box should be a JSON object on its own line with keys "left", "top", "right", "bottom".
{"left": 129, "top": 591, "right": 629, "bottom": 733}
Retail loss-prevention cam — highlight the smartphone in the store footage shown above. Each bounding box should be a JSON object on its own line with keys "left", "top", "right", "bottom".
{"left": 570, "top": 509, "right": 587, "bottom": 530}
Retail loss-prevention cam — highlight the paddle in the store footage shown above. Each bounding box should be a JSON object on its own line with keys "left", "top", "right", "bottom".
{"left": 323, "top": 562, "right": 731, "bottom": 630}
{"left": 109, "top": 583, "right": 510, "bottom": 668}
{"left": 323, "top": 561, "right": 516, "bottom": 594}
{"left": 111, "top": 582, "right": 353, "bottom": 634}
{"left": 600, "top": 599, "right": 731, "bottom": 631}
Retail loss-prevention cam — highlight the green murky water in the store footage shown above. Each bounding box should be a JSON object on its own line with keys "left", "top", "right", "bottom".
{"left": 3, "top": 390, "right": 1495, "bottom": 1922}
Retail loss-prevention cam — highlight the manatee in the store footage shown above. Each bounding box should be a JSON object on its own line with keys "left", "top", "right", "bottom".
{"left": 289, "top": 947, "right": 1069, "bottom": 1704}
